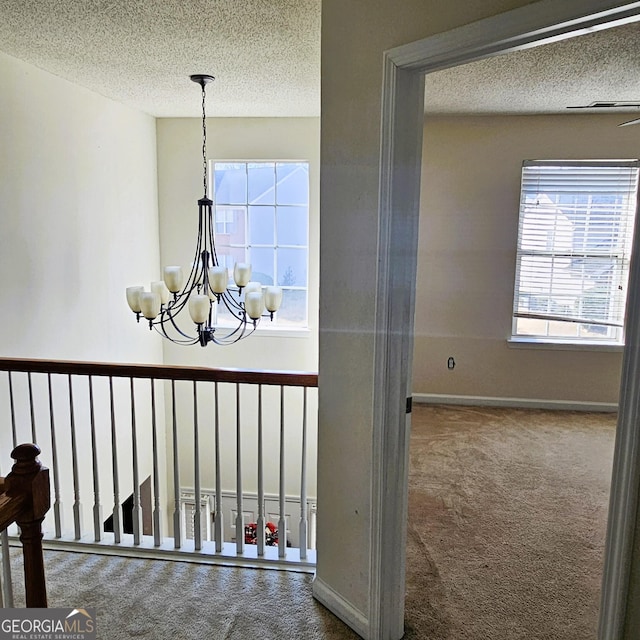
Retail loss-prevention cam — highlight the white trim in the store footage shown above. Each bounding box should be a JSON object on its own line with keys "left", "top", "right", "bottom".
{"left": 251, "top": 327, "right": 311, "bottom": 339}
{"left": 312, "top": 576, "right": 369, "bottom": 639}
{"left": 413, "top": 393, "right": 618, "bottom": 413}
{"left": 36, "top": 534, "right": 316, "bottom": 573}
{"left": 371, "top": 54, "right": 424, "bottom": 640}
{"left": 508, "top": 337, "right": 624, "bottom": 352}
{"left": 386, "top": 0, "right": 640, "bottom": 71}
{"left": 370, "top": 2, "right": 640, "bottom": 640}
{"left": 598, "top": 177, "right": 640, "bottom": 639}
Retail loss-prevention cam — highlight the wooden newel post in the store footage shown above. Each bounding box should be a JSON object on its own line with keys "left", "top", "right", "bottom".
{"left": 5, "top": 443, "right": 50, "bottom": 608}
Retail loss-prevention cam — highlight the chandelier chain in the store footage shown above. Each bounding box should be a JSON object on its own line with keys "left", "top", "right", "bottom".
{"left": 201, "top": 84, "right": 207, "bottom": 198}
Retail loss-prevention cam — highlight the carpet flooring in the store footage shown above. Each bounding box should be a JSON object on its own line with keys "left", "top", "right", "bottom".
{"left": 403, "top": 404, "right": 616, "bottom": 639}
{"left": 5, "top": 404, "right": 616, "bottom": 639}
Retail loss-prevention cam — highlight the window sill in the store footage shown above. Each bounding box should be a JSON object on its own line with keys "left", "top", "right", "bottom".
{"left": 507, "top": 337, "right": 624, "bottom": 352}
{"left": 215, "top": 326, "right": 311, "bottom": 339}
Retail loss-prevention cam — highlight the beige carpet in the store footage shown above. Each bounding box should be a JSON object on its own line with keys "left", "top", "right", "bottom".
{"left": 8, "top": 549, "right": 360, "bottom": 639}
{"left": 7, "top": 404, "right": 616, "bottom": 639}
{"left": 404, "top": 404, "right": 616, "bottom": 639}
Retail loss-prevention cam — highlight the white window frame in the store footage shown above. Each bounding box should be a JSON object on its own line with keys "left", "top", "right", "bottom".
{"left": 210, "top": 160, "right": 310, "bottom": 331}
{"left": 511, "top": 159, "right": 640, "bottom": 347}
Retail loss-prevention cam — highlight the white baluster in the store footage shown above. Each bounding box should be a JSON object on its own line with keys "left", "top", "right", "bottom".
{"left": 68, "top": 375, "right": 82, "bottom": 540}
{"left": 278, "top": 386, "right": 286, "bottom": 559}
{"left": 8, "top": 372, "right": 16, "bottom": 448}
{"left": 47, "top": 374, "right": 63, "bottom": 538}
{"left": 172, "top": 380, "right": 181, "bottom": 549}
{"left": 108, "top": 377, "right": 121, "bottom": 543}
{"left": 193, "top": 381, "right": 202, "bottom": 552}
{"left": 150, "top": 379, "right": 162, "bottom": 547}
{"left": 130, "top": 378, "right": 142, "bottom": 545}
{"left": 235, "top": 384, "right": 244, "bottom": 554}
{"left": 214, "top": 382, "right": 223, "bottom": 553}
{"left": 299, "top": 387, "right": 309, "bottom": 560}
{"left": 88, "top": 377, "right": 102, "bottom": 542}
{"left": 1, "top": 454, "right": 13, "bottom": 607}
{"left": 28, "top": 372, "right": 36, "bottom": 444}
{"left": 0, "top": 529, "right": 13, "bottom": 607}
{"left": 257, "top": 385, "right": 265, "bottom": 556}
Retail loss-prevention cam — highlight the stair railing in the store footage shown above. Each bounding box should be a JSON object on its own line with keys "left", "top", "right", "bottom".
{"left": 0, "top": 443, "right": 50, "bottom": 607}
{"left": 0, "top": 357, "right": 317, "bottom": 570}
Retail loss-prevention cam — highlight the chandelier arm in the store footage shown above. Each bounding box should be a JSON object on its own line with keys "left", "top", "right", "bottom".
{"left": 154, "top": 327, "right": 200, "bottom": 346}
{"left": 213, "top": 312, "right": 256, "bottom": 341}
{"left": 207, "top": 204, "right": 220, "bottom": 267}
{"left": 153, "top": 320, "right": 199, "bottom": 345}
{"left": 153, "top": 289, "right": 194, "bottom": 322}
{"left": 208, "top": 322, "right": 256, "bottom": 346}
{"left": 217, "top": 290, "right": 247, "bottom": 315}
{"left": 183, "top": 202, "right": 208, "bottom": 295}
{"left": 155, "top": 308, "right": 200, "bottom": 342}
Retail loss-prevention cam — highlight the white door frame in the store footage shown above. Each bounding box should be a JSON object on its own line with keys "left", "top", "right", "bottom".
{"left": 372, "top": 2, "right": 640, "bottom": 638}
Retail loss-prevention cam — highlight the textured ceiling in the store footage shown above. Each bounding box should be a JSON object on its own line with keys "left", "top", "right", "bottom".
{"left": 0, "top": 2, "right": 638, "bottom": 118}
{"left": 0, "top": 0, "right": 321, "bottom": 117}
{"left": 423, "top": 20, "right": 640, "bottom": 116}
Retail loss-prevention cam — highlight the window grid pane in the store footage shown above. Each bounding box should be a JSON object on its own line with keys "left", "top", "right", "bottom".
{"left": 213, "top": 161, "right": 309, "bottom": 327}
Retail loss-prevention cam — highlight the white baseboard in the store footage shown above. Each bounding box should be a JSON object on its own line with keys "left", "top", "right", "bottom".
{"left": 412, "top": 393, "right": 618, "bottom": 413}
{"left": 312, "top": 576, "right": 369, "bottom": 639}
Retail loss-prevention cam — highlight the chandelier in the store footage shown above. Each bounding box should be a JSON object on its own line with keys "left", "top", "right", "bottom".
{"left": 125, "top": 74, "right": 283, "bottom": 347}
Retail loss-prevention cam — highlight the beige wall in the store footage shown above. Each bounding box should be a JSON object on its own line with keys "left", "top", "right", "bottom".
{"left": 155, "top": 117, "right": 320, "bottom": 513}
{"left": 0, "top": 51, "right": 163, "bottom": 533}
{"left": 319, "top": 0, "right": 535, "bottom": 624}
{"left": 155, "top": 117, "right": 319, "bottom": 372}
{"left": 0, "top": 51, "right": 162, "bottom": 364}
{"left": 413, "top": 113, "right": 639, "bottom": 404}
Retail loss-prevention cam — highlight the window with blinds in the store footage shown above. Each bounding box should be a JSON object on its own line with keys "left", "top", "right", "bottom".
{"left": 512, "top": 160, "right": 640, "bottom": 344}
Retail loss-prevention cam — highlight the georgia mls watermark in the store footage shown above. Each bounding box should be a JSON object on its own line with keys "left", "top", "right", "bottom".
{"left": 0, "top": 608, "right": 96, "bottom": 640}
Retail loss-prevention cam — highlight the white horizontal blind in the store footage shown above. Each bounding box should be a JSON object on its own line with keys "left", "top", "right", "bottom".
{"left": 513, "top": 160, "right": 640, "bottom": 341}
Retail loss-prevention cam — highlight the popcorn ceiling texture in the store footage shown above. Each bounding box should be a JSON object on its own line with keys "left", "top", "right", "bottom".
{"left": 0, "top": 0, "right": 321, "bottom": 117}
{"left": 0, "top": 2, "right": 637, "bottom": 118}
{"left": 424, "top": 20, "right": 640, "bottom": 115}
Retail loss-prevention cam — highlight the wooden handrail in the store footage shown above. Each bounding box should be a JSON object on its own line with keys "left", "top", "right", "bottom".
{"left": 0, "top": 357, "right": 318, "bottom": 387}
{"left": 1, "top": 443, "right": 50, "bottom": 607}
